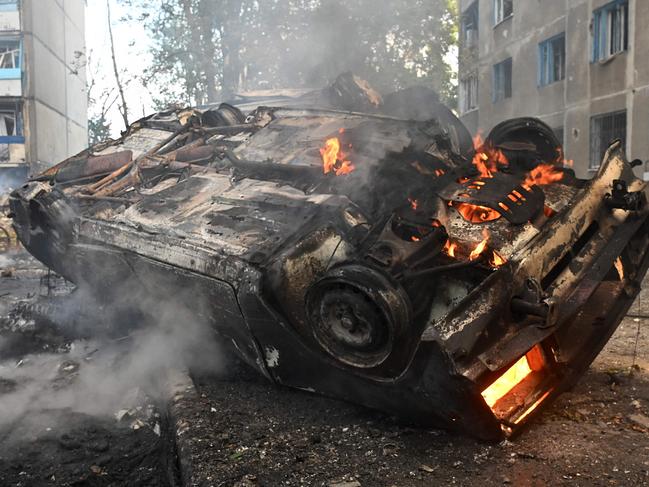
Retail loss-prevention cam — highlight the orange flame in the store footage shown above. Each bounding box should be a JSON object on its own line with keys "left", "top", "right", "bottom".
{"left": 471, "top": 131, "right": 509, "bottom": 178}
{"left": 470, "top": 232, "right": 490, "bottom": 261}
{"left": 523, "top": 163, "right": 564, "bottom": 189}
{"left": 320, "top": 137, "right": 355, "bottom": 176}
{"left": 443, "top": 239, "right": 457, "bottom": 258}
{"left": 556, "top": 147, "right": 574, "bottom": 168}
{"left": 453, "top": 202, "right": 501, "bottom": 223}
{"left": 614, "top": 257, "right": 624, "bottom": 281}
{"left": 490, "top": 249, "right": 507, "bottom": 268}
{"left": 481, "top": 354, "right": 533, "bottom": 408}
{"left": 467, "top": 230, "right": 507, "bottom": 268}
{"left": 543, "top": 206, "right": 556, "bottom": 218}
{"left": 408, "top": 198, "right": 419, "bottom": 211}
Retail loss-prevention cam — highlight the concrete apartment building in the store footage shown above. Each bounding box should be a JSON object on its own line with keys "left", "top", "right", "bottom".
{"left": 0, "top": 0, "right": 87, "bottom": 191}
{"left": 458, "top": 0, "right": 649, "bottom": 179}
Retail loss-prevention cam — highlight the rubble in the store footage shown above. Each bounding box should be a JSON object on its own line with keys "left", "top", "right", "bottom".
{"left": 8, "top": 73, "right": 649, "bottom": 439}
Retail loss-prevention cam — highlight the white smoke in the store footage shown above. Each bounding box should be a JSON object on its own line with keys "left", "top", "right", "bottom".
{"left": 0, "top": 271, "right": 223, "bottom": 431}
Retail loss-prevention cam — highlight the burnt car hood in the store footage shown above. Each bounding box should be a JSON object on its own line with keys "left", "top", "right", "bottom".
{"left": 9, "top": 78, "right": 649, "bottom": 440}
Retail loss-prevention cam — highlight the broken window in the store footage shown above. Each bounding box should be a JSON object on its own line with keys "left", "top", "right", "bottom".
{"left": 539, "top": 34, "right": 565, "bottom": 86}
{"left": 461, "top": 2, "right": 479, "bottom": 48}
{"left": 0, "top": 101, "right": 22, "bottom": 137}
{"left": 592, "top": 0, "right": 628, "bottom": 61}
{"left": 493, "top": 0, "right": 513, "bottom": 25}
{"left": 0, "top": 100, "right": 23, "bottom": 162}
{"left": 492, "top": 58, "right": 512, "bottom": 103}
{"left": 590, "top": 110, "right": 626, "bottom": 170}
{"left": 460, "top": 74, "right": 479, "bottom": 113}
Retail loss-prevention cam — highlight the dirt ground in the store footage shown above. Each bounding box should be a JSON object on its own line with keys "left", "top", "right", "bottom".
{"left": 173, "top": 317, "right": 649, "bottom": 487}
{"left": 0, "top": 251, "right": 178, "bottom": 487}
{"left": 1, "top": 250, "right": 649, "bottom": 486}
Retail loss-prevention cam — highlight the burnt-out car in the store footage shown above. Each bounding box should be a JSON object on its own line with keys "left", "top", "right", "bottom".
{"left": 9, "top": 75, "right": 649, "bottom": 440}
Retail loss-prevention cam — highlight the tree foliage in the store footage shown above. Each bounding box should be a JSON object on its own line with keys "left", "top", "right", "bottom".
{"left": 118, "top": 0, "right": 458, "bottom": 108}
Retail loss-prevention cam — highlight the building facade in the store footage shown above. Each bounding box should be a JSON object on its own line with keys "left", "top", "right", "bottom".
{"left": 458, "top": 0, "right": 649, "bottom": 179}
{"left": 0, "top": 0, "right": 87, "bottom": 192}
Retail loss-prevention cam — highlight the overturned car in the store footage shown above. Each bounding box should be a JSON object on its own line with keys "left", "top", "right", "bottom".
{"left": 9, "top": 75, "right": 649, "bottom": 440}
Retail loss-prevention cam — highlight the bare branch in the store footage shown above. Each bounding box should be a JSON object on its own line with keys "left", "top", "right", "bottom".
{"left": 107, "top": 0, "right": 130, "bottom": 131}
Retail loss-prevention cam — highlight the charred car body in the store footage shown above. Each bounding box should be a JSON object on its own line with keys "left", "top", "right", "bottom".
{"left": 9, "top": 75, "right": 649, "bottom": 440}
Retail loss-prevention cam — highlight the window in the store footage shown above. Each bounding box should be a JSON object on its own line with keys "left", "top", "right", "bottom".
{"left": 0, "top": 39, "right": 21, "bottom": 79}
{"left": 539, "top": 34, "right": 565, "bottom": 86}
{"left": 590, "top": 110, "right": 626, "bottom": 170}
{"left": 460, "top": 74, "right": 479, "bottom": 113}
{"left": 461, "top": 2, "right": 479, "bottom": 48}
{"left": 494, "top": 0, "right": 513, "bottom": 25}
{"left": 492, "top": 58, "right": 512, "bottom": 102}
{"left": 0, "top": 100, "right": 23, "bottom": 137}
{"left": 0, "top": 100, "right": 24, "bottom": 163}
{"left": 592, "top": 0, "right": 628, "bottom": 62}
{"left": 0, "top": 1, "right": 19, "bottom": 11}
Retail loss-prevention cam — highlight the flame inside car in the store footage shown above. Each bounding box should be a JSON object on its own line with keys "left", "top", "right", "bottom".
{"left": 320, "top": 136, "right": 355, "bottom": 176}
{"left": 523, "top": 163, "right": 565, "bottom": 189}
{"left": 8, "top": 74, "right": 649, "bottom": 441}
{"left": 481, "top": 353, "right": 533, "bottom": 408}
{"left": 453, "top": 201, "right": 502, "bottom": 223}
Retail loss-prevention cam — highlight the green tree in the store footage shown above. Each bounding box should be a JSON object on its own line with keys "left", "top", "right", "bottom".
{"left": 88, "top": 114, "right": 113, "bottom": 146}
{"left": 119, "top": 0, "right": 458, "bottom": 108}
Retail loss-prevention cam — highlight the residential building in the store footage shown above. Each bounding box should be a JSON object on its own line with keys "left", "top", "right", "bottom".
{"left": 0, "top": 0, "right": 87, "bottom": 192}
{"left": 458, "top": 0, "right": 649, "bottom": 179}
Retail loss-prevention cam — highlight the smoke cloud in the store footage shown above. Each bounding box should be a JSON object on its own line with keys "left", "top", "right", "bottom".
{"left": 0, "top": 258, "right": 223, "bottom": 432}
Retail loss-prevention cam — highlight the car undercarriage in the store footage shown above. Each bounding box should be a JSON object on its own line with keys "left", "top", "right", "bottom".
{"left": 9, "top": 74, "right": 649, "bottom": 440}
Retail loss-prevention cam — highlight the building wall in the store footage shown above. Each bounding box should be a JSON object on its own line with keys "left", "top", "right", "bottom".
{"left": 459, "top": 0, "right": 647, "bottom": 179}
{"left": 0, "top": 0, "right": 87, "bottom": 180}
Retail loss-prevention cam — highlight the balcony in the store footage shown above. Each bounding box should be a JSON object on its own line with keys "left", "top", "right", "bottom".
{"left": 0, "top": 38, "right": 21, "bottom": 95}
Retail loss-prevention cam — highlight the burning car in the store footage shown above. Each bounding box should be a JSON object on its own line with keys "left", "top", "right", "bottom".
{"left": 8, "top": 75, "right": 649, "bottom": 440}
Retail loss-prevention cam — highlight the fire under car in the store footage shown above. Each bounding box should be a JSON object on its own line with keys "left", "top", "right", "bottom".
{"left": 8, "top": 74, "right": 649, "bottom": 440}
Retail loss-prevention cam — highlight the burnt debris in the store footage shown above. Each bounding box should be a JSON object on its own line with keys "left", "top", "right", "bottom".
{"left": 9, "top": 74, "right": 649, "bottom": 439}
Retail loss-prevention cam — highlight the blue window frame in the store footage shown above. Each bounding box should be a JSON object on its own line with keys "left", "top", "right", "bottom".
{"left": 492, "top": 58, "right": 512, "bottom": 102}
{"left": 0, "top": 38, "right": 21, "bottom": 80}
{"left": 592, "top": 0, "right": 628, "bottom": 62}
{"left": 0, "top": 1, "right": 18, "bottom": 12}
{"left": 538, "top": 33, "right": 565, "bottom": 86}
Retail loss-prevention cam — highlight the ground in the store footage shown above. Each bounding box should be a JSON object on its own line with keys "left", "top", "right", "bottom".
{"left": 0, "top": 251, "right": 177, "bottom": 487}
{"left": 1, "top": 250, "right": 648, "bottom": 486}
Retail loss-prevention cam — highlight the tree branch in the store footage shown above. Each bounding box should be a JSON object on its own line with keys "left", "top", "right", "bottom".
{"left": 107, "top": 0, "right": 130, "bottom": 131}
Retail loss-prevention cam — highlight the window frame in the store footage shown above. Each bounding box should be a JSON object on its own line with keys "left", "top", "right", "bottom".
{"left": 0, "top": 99, "right": 24, "bottom": 145}
{"left": 461, "top": 1, "right": 480, "bottom": 48}
{"left": 492, "top": 57, "right": 512, "bottom": 103}
{"left": 589, "top": 110, "right": 627, "bottom": 170}
{"left": 460, "top": 73, "right": 479, "bottom": 114}
{"left": 0, "top": 38, "right": 22, "bottom": 80}
{"left": 538, "top": 33, "right": 566, "bottom": 87}
{"left": 592, "top": 0, "right": 628, "bottom": 62}
{"left": 493, "top": 0, "right": 513, "bottom": 26}
{"left": 0, "top": 0, "right": 19, "bottom": 12}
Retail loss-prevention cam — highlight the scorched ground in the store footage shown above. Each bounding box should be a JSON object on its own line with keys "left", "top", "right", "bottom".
{"left": 8, "top": 75, "right": 649, "bottom": 440}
